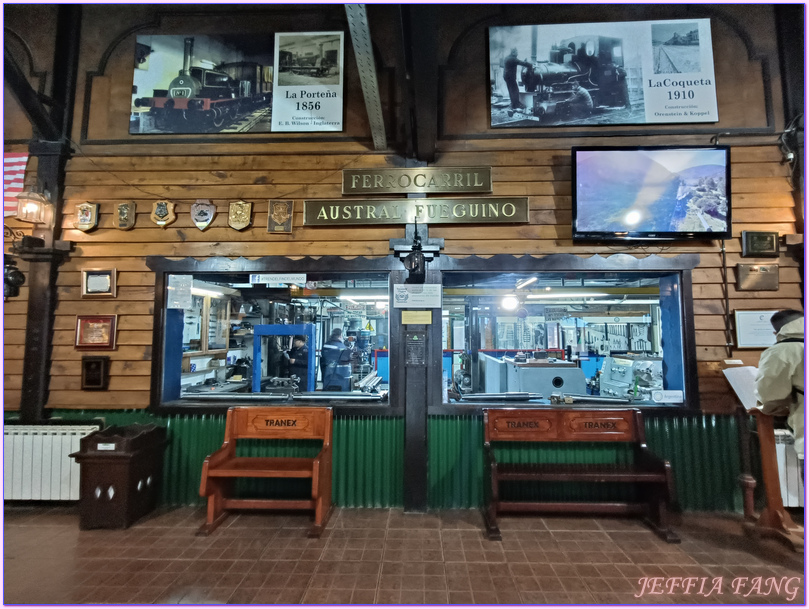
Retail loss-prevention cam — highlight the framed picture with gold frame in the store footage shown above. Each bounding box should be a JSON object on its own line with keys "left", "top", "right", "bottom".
{"left": 81, "top": 269, "right": 117, "bottom": 298}
{"left": 75, "top": 315, "right": 118, "bottom": 350}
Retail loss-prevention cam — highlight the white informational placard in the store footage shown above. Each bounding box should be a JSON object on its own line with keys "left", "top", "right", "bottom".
{"left": 249, "top": 273, "right": 307, "bottom": 286}
{"left": 272, "top": 31, "right": 344, "bottom": 132}
{"left": 393, "top": 284, "right": 442, "bottom": 308}
{"left": 735, "top": 310, "right": 779, "bottom": 348}
{"left": 488, "top": 18, "right": 718, "bottom": 128}
{"left": 167, "top": 274, "right": 192, "bottom": 309}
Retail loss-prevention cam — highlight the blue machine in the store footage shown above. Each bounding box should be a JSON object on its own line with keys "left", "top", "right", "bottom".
{"left": 252, "top": 324, "right": 317, "bottom": 393}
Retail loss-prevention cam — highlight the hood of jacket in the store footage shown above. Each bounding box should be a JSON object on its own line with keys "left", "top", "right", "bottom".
{"left": 776, "top": 317, "right": 804, "bottom": 342}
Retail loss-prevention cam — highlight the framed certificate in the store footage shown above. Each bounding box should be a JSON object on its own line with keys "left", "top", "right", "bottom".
{"left": 734, "top": 310, "right": 779, "bottom": 348}
{"left": 81, "top": 269, "right": 117, "bottom": 298}
{"left": 75, "top": 315, "right": 118, "bottom": 350}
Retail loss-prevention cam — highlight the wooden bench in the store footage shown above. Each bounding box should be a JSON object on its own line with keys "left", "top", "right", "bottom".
{"left": 198, "top": 406, "right": 333, "bottom": 537}
{"left": 483, "top": 408, "right": 679, "bottom": 543}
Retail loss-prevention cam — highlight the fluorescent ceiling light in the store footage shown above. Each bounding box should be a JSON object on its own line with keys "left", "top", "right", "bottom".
{"left": 338, "top": 295, "right": 388, "bottom": 301}
{"left": 587, "top": 299, "right": 659, "bottom": 305}
{"left": 191, "top": 287, "right": 226, "bottom": 297}
{"left": 501, "top": 295, "right": 519, "bottom": 310}
{"left": 526, "top": 292, "right": 608, "bottom": 299}
{"left": 516, "top": 277, "right": 538, "bottom": 289}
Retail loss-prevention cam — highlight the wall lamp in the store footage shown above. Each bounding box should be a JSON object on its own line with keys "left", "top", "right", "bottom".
{"left": 15, "top": 190, "right": 54, "bottom": 226}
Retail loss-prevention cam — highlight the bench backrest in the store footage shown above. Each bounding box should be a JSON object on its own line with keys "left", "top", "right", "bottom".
{"left": 224, "top": 406, "right": 332, "bottom": 445}
{"left": 484, "top": 408, "right": 645, "bottom": 445}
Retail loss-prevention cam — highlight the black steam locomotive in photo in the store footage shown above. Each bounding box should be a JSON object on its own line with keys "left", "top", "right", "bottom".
{"left": 278, "top": 49, "right": 338, "bottom": 77}
{"left": 520, "top": 35, "right": 631, "bottom": 121}
{"left": 133, "top": 38, "right": 271, "bottom": 132}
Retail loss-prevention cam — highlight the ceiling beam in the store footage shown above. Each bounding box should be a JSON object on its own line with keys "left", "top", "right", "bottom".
{"left": 3, "top": 49, "right": 60, "bottom": 141}
{"left": 345, "top": 4, "right": 387, "bottom": 150}
{"left": 400, "top": 5, "right": 438, "bottom": 163}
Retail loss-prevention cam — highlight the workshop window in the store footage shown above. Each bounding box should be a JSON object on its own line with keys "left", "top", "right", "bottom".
{"left": 160, "top": 272, "right": 389, "bottom": 404}
{"left": 442, "top": 271, "right": 686, "bottom": 405}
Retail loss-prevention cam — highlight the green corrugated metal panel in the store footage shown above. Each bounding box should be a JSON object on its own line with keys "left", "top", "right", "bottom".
{"left": 23, "top": 410, "right": 743, "bottom": 511}
{"left": 333, "top": 416, "right": 404, "bottom": 507}
{"left": 644, "top": 413, "right": 742, "bottom": 512}
{"left": 428, "top": 416, "right": 483, "bottom": 509}
{"left": 427, "top": 413, "right": 744, "bottom": 513}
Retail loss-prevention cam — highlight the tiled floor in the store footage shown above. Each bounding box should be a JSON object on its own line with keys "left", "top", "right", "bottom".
{"left": 3, "top": 504, "right": 804, "bottom": 605}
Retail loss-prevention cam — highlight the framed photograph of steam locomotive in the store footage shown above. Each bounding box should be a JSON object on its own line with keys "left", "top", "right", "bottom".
{"left": 488, "top": 18, "right": 718, "bottom": 128}
{"left": 271, "top": 32, "right": 344, "bottom": 132}
{"left": 130, "top": 34, "right": 274, "bottom": 134}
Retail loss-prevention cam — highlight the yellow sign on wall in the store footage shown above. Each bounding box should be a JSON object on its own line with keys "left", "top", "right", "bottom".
{"left": 401, "top": 311, "right": 432, "bottom": 325}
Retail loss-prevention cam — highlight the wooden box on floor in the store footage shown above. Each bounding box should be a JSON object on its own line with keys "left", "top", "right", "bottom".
{"left": 70, "top": 424, "right": 166, "bottom": 529}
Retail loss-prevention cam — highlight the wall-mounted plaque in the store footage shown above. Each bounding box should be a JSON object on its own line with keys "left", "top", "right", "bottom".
{"left": 81, "top": 356, "right": 110, "bottom": 390}
{"left": 228, "top": 200, "right": 252, "bottom": 230}
{"left": 268, "top": 199, "right": 293, "bottom": 233}
{"left": 343, "top": 167, "right": 492, "bottom": 195}
{"left": 74, "top": 202, "right": 99, "bottom": 232}
{"left": 191, "top": 199, "right": 216, "bottom": 231}
{"left": 405, "top": 332, "right": 427, "bottom": 366}
{"left": 304, "top": 197, "right": 529, "bottom": 226}
{"left": 734, "top": 310, "right": 779, "bottom": 348}
{"left": 81, "top": 268, "right": 117, "bottom": 298}
{"left": 741, "top": 231, "right": 780, "bottom": 257}
{"left": 75, "top": 315, "right": 118, "bottom": 350}
{"left": 115, "top": 202, "right": 136, "bottom": 230}
{"left": 150, "top": 200, "right": 176, "bottom": 227}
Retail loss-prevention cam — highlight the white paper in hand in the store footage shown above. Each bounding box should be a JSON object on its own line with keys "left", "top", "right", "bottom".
{"left": 722, "top": 366, "right": 759, "bottom": 411}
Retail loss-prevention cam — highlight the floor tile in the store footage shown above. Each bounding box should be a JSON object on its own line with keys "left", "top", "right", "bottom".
{"left": 3, "top": 505, "right": 804, "bottom": 605}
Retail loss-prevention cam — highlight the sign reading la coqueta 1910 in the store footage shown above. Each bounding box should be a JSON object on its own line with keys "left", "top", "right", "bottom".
{"left": 303, "top": 197, "right": 529, "bottom": 226}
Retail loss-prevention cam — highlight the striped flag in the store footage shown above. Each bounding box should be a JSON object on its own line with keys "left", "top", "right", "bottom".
{"left": 4, "top": 153, "right": 29, "bottom": 217}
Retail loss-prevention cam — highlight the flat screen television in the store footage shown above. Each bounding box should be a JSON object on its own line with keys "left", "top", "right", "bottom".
{"left": 572, "top": 146, "right": 731, "bottom": 241}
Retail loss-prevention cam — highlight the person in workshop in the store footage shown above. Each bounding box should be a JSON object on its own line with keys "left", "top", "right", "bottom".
{"left": 755, "top": 309, "right": 804, "bottom": 477}
{"left": 320, "top": 328, "right": 346, "bottom": 390}
{"left": 285, "top": 335, "right": 309, "bottom": 388}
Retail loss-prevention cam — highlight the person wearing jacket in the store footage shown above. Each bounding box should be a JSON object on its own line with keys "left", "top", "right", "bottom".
{"left": 755, "top": 310, "right": 804, "bottom": 474}
{"left": 285, "top": 335, "right": 309, "bottom": 388}
{"left": 320, "top": 328, "right": 346, "bottom": 390}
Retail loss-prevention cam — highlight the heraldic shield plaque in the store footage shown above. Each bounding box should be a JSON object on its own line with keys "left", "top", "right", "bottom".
{"left": 151, "top": 200, "right": 176, "bottom": 227}
{"left": 228, "top": 199, "right": 252, "bottom": 231}
{"left": 191, "top": 199, "right": 216, "bottom": 231}
{"left": 74, "top": 202, "right": 99, "bottom": 232}
{"left": 116, "top": 202, "right": 136, "bottom": 230}
{"left": 268, "top": 199, "right": 293, "bottom": 234}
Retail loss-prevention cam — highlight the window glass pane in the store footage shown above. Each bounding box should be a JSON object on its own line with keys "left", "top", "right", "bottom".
{"left": 162, "top": 272, "right": 389, "bottom": 404}
{"left": 442, "top": 271, "right": 683, "bottom": 406}
{"left": 182, "top": 295, "right": 204, "bottom": 353}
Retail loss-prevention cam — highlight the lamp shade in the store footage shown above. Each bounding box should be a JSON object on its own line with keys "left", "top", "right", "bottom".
{"left": 15, "top": 191, "right": 51, "bottom": 224}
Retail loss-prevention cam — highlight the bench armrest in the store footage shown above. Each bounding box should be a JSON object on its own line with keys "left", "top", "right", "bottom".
{"left": 634, "top": 444, "right": 676, "bottom": 501}
{"left": 633, "top": 444, "right": 665, "bottom": 470}
{"left": 199, "top": 442, "right": 235, "bottom": 495}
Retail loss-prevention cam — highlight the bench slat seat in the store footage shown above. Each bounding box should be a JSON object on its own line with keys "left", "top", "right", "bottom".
{"left": 205, "top": 457, "right": 318, "bottom": 478}
{"left": 483, "top": 408, "right": 679, "bottom": 543}
{"left": 198, "top": 407, "right": 333, "bottom": 538}
{"left": 495, "top": 462, "right": 668, "bottom": 483}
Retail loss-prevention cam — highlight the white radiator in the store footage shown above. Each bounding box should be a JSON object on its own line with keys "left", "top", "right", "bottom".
{"left": 4, "top": 425, "right": 99, "bottom": 500}
{"left": 774, "top": 429, "right": 804, "bottom": 508}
